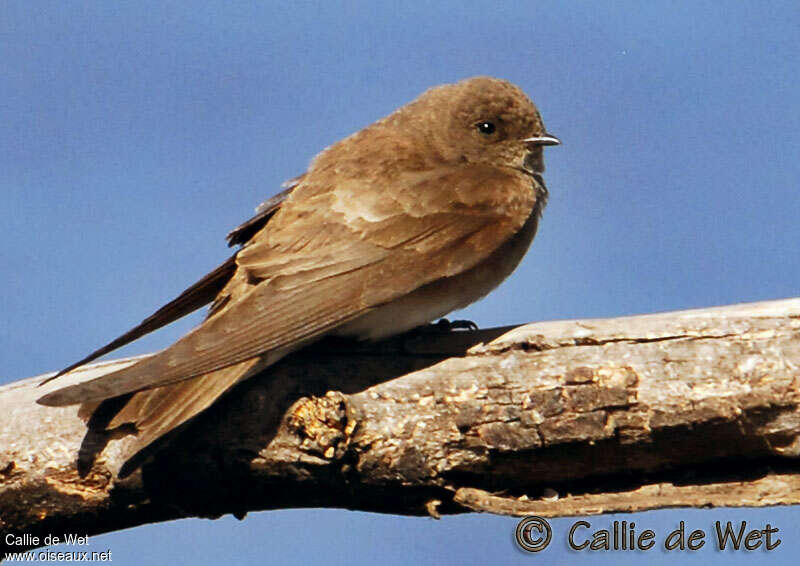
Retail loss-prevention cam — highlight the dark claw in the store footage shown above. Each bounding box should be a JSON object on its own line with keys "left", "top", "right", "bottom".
{"left": 398, "top": 318, "right": 480, "bottom": 355}
{"left": 403, "top": 318, "right": 480, "bottom": 341}
{"left": 433, "top": 318, "right": 479, "bottom": 332}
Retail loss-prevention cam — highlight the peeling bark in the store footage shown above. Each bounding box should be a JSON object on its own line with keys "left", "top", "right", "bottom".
{"left": 2, "top": 298, "right": 800, "bottom": 552}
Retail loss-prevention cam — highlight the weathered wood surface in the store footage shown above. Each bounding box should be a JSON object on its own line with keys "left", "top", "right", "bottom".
{"left": 2, "top": 298, "right": 800, "bottom": 551}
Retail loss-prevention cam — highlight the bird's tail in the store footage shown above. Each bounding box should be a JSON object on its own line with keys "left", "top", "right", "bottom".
{"left": 78, "top": 354, "right": 276, "bottom": 477}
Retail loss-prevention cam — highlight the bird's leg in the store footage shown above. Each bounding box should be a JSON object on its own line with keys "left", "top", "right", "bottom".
{"left": 398, "top": 318, "right": 480, "bottom": 355}
{"left": 414, "top": 318, "right": 480, "bottom": 334}
{"left": 436, "top": 318, "right": 479, "bottom": 331}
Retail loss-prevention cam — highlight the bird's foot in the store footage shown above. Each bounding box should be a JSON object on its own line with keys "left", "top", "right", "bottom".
{"left": 417, "top": 318, "right": 479, "bottom": 334}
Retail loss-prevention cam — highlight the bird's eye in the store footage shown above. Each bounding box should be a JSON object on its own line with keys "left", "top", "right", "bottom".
{"left": 476, "top": 121, "right": 496, "bottom": 135}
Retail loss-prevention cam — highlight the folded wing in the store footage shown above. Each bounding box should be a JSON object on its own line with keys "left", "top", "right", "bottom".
{"left": 39, "top": 165, "right": 534, "bottom": 406}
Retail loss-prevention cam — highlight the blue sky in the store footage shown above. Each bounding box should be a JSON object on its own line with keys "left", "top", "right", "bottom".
{"left": 2, "top": 2, "right": 799, "bottom": 564}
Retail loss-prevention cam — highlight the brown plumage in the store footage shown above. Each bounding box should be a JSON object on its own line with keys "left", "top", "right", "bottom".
{"left": 37, "top": 76, "right": 559, "bottom": 476}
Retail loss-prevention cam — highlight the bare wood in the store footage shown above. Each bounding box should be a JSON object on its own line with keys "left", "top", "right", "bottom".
{"left": 2, "top": 298, "right": 800, "bottom": 550}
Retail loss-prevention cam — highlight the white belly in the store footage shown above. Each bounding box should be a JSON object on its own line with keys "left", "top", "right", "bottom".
{"left": 336, "top": 208, "right": 541, "bottom": 341}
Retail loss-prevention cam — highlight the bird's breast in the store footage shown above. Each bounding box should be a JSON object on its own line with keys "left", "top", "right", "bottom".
{"left": 336, "top": 202, "right": 543, "bottom": 341}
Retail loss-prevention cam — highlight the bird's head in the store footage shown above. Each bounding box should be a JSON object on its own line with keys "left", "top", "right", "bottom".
{"left": 417, "top": 76, "right": 560, "bottom": 179}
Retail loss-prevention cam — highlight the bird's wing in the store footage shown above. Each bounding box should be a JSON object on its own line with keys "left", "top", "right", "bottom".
{"left": 225, "top": 180, "right": 298, "bottom": 246}
{"left": 41, "top": 256, "right": 237, "bottom": 384}
{"left": 41, "top": 185, "right": 295, "bottom": 385}
{"left": 38, "top": 165, "right": 535, "bottom": 406}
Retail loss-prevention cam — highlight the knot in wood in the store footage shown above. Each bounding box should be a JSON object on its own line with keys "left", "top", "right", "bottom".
{"left": 287, "top": 391, "right": 354, "bottom": 459}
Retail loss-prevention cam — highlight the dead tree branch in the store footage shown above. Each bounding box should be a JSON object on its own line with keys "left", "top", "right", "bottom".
{"left": 2, "top": 298, "right": 800, "bottom": 550}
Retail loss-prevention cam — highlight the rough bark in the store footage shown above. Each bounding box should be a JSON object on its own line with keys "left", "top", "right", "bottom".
{"left": 2, "top": 298, "right": 800, "bottom": 551}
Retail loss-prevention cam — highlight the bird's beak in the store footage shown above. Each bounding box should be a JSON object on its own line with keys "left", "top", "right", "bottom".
{"left": 522, "top": 133, "right": 561, "bottom": 147}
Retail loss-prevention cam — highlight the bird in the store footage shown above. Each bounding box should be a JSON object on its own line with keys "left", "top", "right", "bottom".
{"left": 37, "top": 76, "right": 560, "bottom": 476}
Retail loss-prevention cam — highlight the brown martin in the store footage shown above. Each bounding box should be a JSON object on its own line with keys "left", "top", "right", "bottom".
{"left": 38, "top": 76, "right": 559, "bottom": 475}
